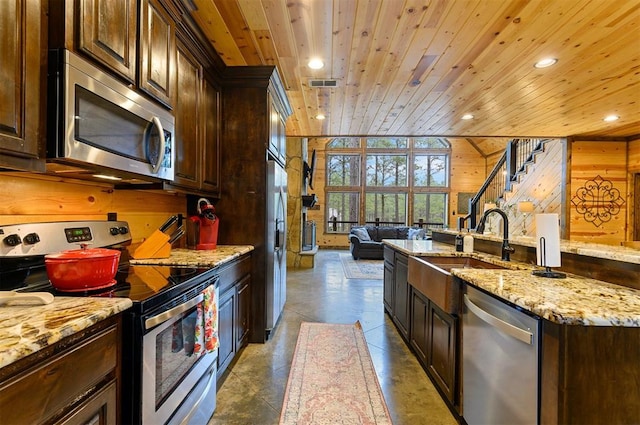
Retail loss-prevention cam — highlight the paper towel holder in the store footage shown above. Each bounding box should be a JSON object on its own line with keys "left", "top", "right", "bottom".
{"left": 532, "top": 236, "right": 566, "bottom": 278}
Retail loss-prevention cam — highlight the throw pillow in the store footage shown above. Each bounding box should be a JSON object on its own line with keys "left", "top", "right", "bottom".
{"left": 408, "top": 227, "right": 426, "bottom": 240}
{"left": 352, "top": 227, "right": 371, "bottom": 241}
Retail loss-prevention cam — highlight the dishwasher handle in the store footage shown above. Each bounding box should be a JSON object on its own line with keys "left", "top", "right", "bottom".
{"left": 464, "top": 294, "right": 533, "bottom": 345}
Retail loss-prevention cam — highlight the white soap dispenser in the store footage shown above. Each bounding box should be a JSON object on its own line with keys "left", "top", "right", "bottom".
{"left": 463, "top": 230, "right": 474, "bottom": 253}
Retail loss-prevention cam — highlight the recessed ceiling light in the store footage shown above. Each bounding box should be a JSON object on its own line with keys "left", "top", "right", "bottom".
{"left": 315, "top": 114, "right": 326, "bottom": 120}
{"left": 461, "top": 114, "right": 474, "bottom": 120}
{"left": 308, "top": 58, "right": 324, "bottom": 70}
{"left": 603, "top": 114, "right": 620, "bottom": 122}
{"left": 534, "top": 58, "right": 558, "bottom": 68}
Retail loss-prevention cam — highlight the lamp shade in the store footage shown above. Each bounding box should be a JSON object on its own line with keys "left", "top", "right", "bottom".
{"left": 483, "top": 202, "right": 496, "bottom": 212}
{"left": 518, "top": 201, "right": 534, "bottom": 213}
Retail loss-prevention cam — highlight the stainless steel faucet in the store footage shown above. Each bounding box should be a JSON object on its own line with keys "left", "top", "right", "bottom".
{"left": 476, "top": 208, "right": 515, "bottom": 261}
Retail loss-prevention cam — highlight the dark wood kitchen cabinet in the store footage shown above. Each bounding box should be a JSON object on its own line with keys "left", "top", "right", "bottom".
{"left": 0, "top": 316, "right": 122, "bottom": 424}
{"left": 383, "top": 246, "right": 394, "bottom": 313}
{"left": 51, "top": 0, "right": 176, "bottom": 108}
{"left": 171, "top": 39, "right": 201, "bottom": 188}
{"left": 75, "top": 0, "right": 138, "bottom": 83}
{"left": 426, "top": 299, "right": 457, "bottom": 404}
{"left": 0, "top": 0, "right": 46, "bottom": 172}
{"left": 393, "top": 253, "right": 410, "bottom": 340}
{"left": 407, "top": 257, "right": 460, "bottom": 410}
{"left": 166, "top": 36, "right": 221, "bottom": 197}
{"left": 139, "top": 0, "right": 177, "bottom": 107}
{"left": 216, "top": 66, "right": 291, "bottom": 344}
{"left": 216, "top": 254, "right": 252, "bottom": 379}
{"left": 383, "top": 247, "right": 410, "bottom": 341}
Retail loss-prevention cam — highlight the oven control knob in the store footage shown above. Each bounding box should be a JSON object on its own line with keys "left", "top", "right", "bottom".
{"left": 3, "top": 234, "right": 22, "bottom": 247}
{"left": 110, "top": 227, "right": 120, "bottom": 236}
{"left": 118, "top": 226, "right": 129, "bottom": 235}
{"left": 23, "top": 233, "right": 40, "bottom": 245}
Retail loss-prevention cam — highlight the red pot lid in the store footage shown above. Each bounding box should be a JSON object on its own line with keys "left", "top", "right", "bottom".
{"left": 45, "top": 248, "right": 121, "bottom": 260}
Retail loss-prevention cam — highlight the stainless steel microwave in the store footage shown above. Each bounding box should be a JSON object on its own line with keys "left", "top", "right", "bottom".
{"left": 47, "top": 49, "right": 175, "bottom": 182}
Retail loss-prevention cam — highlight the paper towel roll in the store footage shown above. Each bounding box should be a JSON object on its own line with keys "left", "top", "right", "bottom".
{"left": 535, "top": 213, "right": 561, "bottom": 267}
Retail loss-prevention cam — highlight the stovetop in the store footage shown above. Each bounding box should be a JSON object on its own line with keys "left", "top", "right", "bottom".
{"left": 0, "top": 220, "right": 215, "bottom": 314}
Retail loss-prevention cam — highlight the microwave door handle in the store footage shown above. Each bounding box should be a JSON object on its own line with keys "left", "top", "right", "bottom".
{"left": 148, "top": 116, "right": 166, "bottom": 174}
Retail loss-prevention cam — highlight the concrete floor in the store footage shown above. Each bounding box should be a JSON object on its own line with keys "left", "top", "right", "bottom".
{"left": 208, "top": 249, "right": 458, "bottom": 425}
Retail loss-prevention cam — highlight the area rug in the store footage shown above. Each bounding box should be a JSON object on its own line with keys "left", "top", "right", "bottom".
{"left": 280, "top": 321, "right": 392, "bottom": 425}
{"left": 339, "top": 253, "right": 384, "bottom": 280}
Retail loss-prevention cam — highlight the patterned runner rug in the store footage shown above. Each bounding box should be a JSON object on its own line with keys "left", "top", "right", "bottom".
{"left": 339, "top": 253, "right": 384, "bottom": 280}
{"left": 280, "top": 322, "right": 392, "bottom": 425}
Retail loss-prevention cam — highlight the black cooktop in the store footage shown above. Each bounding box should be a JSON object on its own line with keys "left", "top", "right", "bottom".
{"left": 1, "top": 257, "right": 214, "bottom": 314}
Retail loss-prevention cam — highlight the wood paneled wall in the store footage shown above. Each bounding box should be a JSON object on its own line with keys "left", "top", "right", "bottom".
{"left": 0, "top": 174, "right": 186, "bottom": 244}
{"left": 568, "top": 141, "right": 628, "bottom": 245}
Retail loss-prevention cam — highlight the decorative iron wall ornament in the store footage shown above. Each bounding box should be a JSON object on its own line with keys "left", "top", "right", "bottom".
{"left": 571, "top": 175, "right": 625, "bottom": 227}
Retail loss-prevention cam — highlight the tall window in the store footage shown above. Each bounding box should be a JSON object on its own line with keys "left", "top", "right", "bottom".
{"left": 326, "top": 137, "right": 450, "bottom": 232}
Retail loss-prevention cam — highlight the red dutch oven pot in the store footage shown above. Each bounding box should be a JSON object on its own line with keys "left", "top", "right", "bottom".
{"left": 44, "top": 246, "right": 121, "bottom": 292}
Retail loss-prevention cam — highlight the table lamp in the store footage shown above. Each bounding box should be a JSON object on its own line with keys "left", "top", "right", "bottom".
{"left": 517, "top": 201, "right": 534, "bottom": 235}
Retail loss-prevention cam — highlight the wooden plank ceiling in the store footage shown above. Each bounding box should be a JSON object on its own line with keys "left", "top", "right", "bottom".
{"left": 189, "top": 0, "right": 640, "bottom": 150}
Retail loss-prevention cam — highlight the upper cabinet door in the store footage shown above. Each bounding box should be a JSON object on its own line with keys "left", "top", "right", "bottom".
{"left": 201, "top": 75, "right": 221, "bottom": 195}
{"left": 172, "top": 40, "right": 202, "bottom": 188}
{"left": 139, "top": 0, "right": 176, "bottom": 108}
{"left": 78, "top": 0, "right": 137, "bottom": 83}
{"left": 0, "top": 0, "right": 45, "bottom": 171}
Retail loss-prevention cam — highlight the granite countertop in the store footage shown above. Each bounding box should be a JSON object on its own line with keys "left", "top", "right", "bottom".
{"left": 434, "top": 229, "right": 640, "bottom": 265}
{"left": 0, "top": 297, "right": 132, "bottom": 369}
{"left": 0, "top": 246, "right": 252, "bottom": 371}
{"left": 129, "top": 245, "right": 253, "bottom": 267}
{"left": 382, "top": 239, "right": 640, "bottom": 327}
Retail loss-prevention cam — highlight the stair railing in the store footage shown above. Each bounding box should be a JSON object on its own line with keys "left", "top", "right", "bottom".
{"left": 465, "top": 138, "right": 548, "bottom": 229}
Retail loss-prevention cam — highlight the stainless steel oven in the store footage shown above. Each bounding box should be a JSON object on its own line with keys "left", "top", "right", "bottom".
{"left": 47, "top": 49, "right": 175, "bottom": 182}
{"left": 141, "top": 283, "right": 219, "bottom": 425}
{"left": 0, "top": 220, "right": 220, "bottom": 425}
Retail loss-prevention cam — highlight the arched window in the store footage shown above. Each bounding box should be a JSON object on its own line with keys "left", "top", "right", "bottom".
{"left": 326, "top": 137, "right": 450, "bottom": 232}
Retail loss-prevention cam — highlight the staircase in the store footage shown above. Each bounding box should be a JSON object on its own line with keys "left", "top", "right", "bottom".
{"left": 462, "top": 138, "right": 550, "bottom": 229}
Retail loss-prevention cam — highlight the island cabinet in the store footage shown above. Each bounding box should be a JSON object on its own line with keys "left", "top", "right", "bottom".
{"left": 0, "top": 315, "right": 122, "bottom": 424}
{"left": 216, "top": 254, "right": 252, "bottom": 380}
{"left": 383, "top": 247, "right": 395, "bottom": 312}
{"left": 410, "top": 289, "right": 458, "bottom": 407}
{"left": 0, "top": 0, "right": 46, "bottom": 172}
{"left": 382, "top": 246, "right": 411, "bottom": 341}
{"left": 540, "top": 321, "right": 640, "bottom": 424}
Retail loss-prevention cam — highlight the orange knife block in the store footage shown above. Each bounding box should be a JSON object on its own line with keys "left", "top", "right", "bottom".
{"left": 131, "top": 230, "right": 172, "bottom": 259}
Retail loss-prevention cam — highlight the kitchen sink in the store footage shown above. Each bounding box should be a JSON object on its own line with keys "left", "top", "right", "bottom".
{"left": 407, "top": 256, "right": 506, "bottom": 314}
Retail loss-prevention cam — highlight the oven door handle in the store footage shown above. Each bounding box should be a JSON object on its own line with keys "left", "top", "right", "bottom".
{"left": 180, "top": 364, "right": 216, "bottom": 425}
{"left": 145, "top": 293, "right": 204, "bottom": 330}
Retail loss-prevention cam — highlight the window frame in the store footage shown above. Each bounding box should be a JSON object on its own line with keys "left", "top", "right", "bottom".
{"left": 325, "top": 137, "right": 451, "bottom": 233}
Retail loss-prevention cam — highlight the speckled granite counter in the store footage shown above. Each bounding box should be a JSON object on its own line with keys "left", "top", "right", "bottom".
{"left": 383, "top": 239, "right": 640, "bottom": 327}
{"left": 435, "top": 229, "right": 640, "bottom": 265}
{"left": 382, "top": 239, "right": 533, "bottom": 269}
{"left": 0, "top": 297, "right": 132, "bottom": 369}
{"left": 0, "top": 246, "right": 252, "bottom": 371}
{"left": 453, "top": 269, "right": 640, "bottom": 326}
{"left": 128, "top": 245, "right": 253, "bottom": 267}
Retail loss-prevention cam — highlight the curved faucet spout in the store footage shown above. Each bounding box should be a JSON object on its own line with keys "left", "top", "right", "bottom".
{"left": 476, "top": 208, "right": 515, "bottom": 261}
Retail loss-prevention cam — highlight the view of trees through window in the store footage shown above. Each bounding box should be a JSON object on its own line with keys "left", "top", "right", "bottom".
{"left": 326, "top": 137, "right": 450, "bottom": 233}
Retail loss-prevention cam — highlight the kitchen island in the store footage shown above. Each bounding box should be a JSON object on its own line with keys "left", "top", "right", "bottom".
{"left": 383, "top": 238, "right": 640, "bottom": 424}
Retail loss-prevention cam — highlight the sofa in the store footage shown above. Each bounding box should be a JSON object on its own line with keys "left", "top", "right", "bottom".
{"left": 348, "top": 225, "right": 425, "bottom": 260}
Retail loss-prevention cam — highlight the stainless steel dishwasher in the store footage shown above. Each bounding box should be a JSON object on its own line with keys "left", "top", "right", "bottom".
{"left": 462, "top": 284, "right": 540, "bottom": 425}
